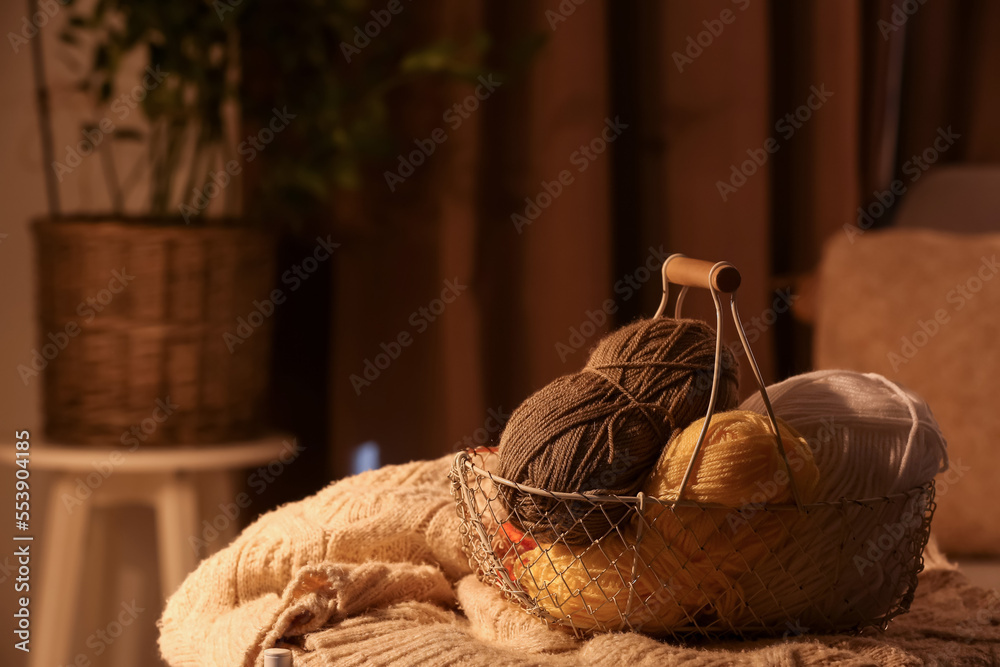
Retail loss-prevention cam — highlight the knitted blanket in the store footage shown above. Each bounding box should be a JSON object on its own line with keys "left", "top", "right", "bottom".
{"left": 159, "top": 455, "right": 1000, "bottom": 666}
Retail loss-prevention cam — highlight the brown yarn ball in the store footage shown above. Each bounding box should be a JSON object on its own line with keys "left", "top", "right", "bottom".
{"left": 495, "top": 318, "right": 739, "bottom": 544}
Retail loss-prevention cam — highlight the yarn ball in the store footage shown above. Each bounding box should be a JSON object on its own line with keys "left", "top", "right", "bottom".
{"left": 509, "top": 529, "right": 739, "bottom": 633}
{"left": 496, "top": 318, "right": 739, "bottom": 544}
{"left": 725, "top": 493, "right": 930, "bottom": 629}
{"left": 494, "top": 521, "right": 538, "bottom": 580}
{"left": 738, "top": 370, "right": 948, "bottom": 500}
{"left": 645, "top": 410, "right": 819, "bottom": 504}
{"left": 733, "top": 370, "right": 947, "bottom": 626}
{"left": 641, "top": 410, "right": 820, "bottom": 576}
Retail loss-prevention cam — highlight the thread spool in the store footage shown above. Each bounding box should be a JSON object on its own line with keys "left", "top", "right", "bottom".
{"left": 641, "top": 411, "right": 820, "bottom": 577}
{"left": 263, "top": 648, "right": 292, "bottom": 667}
{"left": 510, "top": 528, "right": 738, "bottom": 633}
{"left": 496, "top": 318, "right": 739, "bottom": 544}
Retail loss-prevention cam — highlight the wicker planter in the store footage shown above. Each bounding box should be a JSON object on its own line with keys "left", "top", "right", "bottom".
{"left": 33, "top": 218, "right": 276, "bottom": 446}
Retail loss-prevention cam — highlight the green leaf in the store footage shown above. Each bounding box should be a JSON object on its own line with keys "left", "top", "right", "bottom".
{"left": 399, "top": 41, "right": 462, "bottom": 74}
{"left": 52, "top": 0, "right": 539, "bottom": 230}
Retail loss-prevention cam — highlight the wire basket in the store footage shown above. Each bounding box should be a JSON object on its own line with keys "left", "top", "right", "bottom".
{"left": 449, "top": 255, "right": 936, "bottom": 639}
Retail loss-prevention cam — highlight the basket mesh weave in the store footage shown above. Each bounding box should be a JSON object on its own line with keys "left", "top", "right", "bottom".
{"left": 451, "top": 447, "right": 935, "bottom": 640}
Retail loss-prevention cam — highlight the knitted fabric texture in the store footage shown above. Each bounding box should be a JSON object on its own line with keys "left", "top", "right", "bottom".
{"left": 160, "top": 455, "right": 1000, "bottom": 667}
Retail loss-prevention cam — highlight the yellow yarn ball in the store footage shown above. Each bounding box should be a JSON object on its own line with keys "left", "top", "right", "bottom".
{"left": 646, "top": 410, "right": 819, "bottom": 504}
{"left": 511, "top": 529, "right": 739, "bottom": 633}
{"left": 641, "top": 410, "right": 821, "bottom": 576}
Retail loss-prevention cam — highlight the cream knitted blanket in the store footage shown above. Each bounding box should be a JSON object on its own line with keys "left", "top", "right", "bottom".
{"left": 159, "top": 455, "right": 1000, "bottom": 666}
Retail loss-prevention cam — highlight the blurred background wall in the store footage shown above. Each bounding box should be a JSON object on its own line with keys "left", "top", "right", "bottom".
{"left": 328, "top": 0, "right": 1000, "bottom": 478}
{"left": 1, "top": 0, "right": 999, "bottom": 665}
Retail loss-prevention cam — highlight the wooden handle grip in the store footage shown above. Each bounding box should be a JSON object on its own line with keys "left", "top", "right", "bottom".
{"left": 664, "top": 257, "right": 742, "bottom": 293}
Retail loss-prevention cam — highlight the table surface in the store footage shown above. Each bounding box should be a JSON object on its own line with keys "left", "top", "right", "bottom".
{"left": 5, "top": 433, "right": 296, "bottom": 472}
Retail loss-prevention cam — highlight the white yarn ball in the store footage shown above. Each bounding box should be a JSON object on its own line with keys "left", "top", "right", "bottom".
{"left": 739, "top": 369, "right": 948, "bottom": 500}
{"left": 732, "top": 370, "right": 948, "bottom": 629}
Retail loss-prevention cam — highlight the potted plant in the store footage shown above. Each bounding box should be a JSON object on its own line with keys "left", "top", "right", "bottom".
{"left": 30, "top": 0, "right": 485, "bottom": 445}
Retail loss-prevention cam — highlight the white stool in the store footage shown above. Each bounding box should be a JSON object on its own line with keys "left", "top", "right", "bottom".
{"left": 17, "top": 434, "right": 295, "bottom": 667}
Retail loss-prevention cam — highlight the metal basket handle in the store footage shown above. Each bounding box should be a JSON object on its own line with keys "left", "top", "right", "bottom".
{"left": 654, "top": 254, "right": 803, "bottom": 510}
